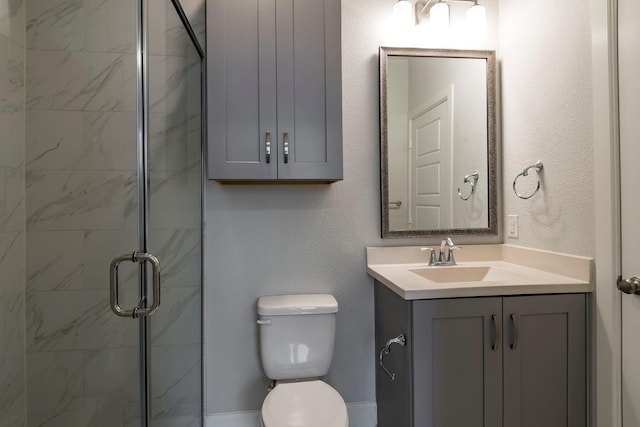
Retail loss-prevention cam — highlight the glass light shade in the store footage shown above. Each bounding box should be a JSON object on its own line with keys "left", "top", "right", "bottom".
{"left": 467, "top": 4, "right": 487, "bottom": 36}
{"left": 430, "top": 2, "right": 449, "bottom": 31}
{"left": 393, "top": 0, "right": 414, "bottom": 28}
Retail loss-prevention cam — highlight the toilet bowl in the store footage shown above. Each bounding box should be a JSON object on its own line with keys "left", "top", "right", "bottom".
{"left": 260, "top": 380, "right": 348, "bottom": 427}
{"left": 257, "top": 294, "right": 349, "bottom": 427}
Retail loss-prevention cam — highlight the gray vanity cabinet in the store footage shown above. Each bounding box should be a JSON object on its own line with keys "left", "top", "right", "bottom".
{"left": 374, "top": 282, "right": 587, "bottom": 427}
{"left": 206, "top": 0, "right": 342, "bottom": 182}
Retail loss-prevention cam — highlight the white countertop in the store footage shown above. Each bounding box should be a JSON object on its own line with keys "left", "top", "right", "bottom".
{"left": 366, "top": 244, "right": 593, "bottom": 300}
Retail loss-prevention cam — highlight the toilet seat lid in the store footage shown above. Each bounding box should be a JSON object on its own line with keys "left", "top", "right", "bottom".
{"left": 261, "top": 380, "right": 348, "bottom": 427}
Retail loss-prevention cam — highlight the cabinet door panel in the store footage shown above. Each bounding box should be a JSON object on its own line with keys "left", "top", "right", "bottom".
{"left": 207, "top": 0, "right": 277, "bottom": 180}
{"left": 413, "top": 298, "right": 502, "bottom": 427}
{"left": 503, "top": 294, "right": 586, "bottom": 427}
{"left": 275, "top": 0, "right": 342, "bottom": 180}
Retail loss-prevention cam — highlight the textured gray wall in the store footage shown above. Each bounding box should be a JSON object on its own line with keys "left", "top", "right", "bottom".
{"left": 203, "top": 0, "right": 393, "bottom": 413}
{"left": 499, "top": 0, "right": 595, "bottom": 257}
{"left": 203, "top": 0, "right": 596, "bottom": 413}
{"left": 203, "top": 0, "right": 502, "bottom": 415}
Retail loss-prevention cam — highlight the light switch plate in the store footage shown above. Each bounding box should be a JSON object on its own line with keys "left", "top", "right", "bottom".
{"left": 507, "top": 215, "right": 519, "bottom": 238}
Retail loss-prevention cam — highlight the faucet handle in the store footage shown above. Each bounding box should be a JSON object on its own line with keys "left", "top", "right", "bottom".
{"left": 421, "top": 247, "right": 437, "bottom": 265}
{"left": 446, "top": 246, "right": 462, "bottom": 264}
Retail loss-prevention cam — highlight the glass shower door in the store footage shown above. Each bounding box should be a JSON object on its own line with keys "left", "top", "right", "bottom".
{"left": 25, "top": 0, "right": 144, "bottom": 423}
{"left": 24, "top": 0, "right": 202, "bottom": 424}
{"left": 146, "top": 1, "right": 203, "bottom": 425}
{"left": 108, "top": 0, "right": 203, "bottom": 425}
{"left": 109, "top": 1, "right": 203, "bottom": 425}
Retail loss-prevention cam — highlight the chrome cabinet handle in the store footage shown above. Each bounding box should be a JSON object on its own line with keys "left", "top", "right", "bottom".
{"left": 379, "top": 334, "right": 406, "bottom": 381}
{"left": 491, "top": 314, "right": 500, "bottom": 351}
{"left": 618, "top": 276, "right": 640, "bottom": 295}
{"left": 110, "top": 252, "right": 161, "bottom": 318}
{"left": 510, "top": 314, "right": 519, "bottom": 350}
{"left": 283, "top": 132, "right": 289, "bottom": 164}
{"left": 265, "top": 132, "right": 271, "bottom": 164}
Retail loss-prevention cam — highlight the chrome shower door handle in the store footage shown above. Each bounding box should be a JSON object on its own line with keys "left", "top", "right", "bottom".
{"left": 110, "top": 252, "right": 161, "bottom": 318}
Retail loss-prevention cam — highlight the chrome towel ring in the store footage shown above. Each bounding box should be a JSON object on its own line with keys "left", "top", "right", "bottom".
{"left": 458, "top": 171, "right": 479, "bottom": 201}
{"left": 513, "top": 161, "right": 544, "bottom": 199}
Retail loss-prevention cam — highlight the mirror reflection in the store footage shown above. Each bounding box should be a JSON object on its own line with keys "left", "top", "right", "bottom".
{"left": 380, "top": 47, "right": 497, "bottom": 238}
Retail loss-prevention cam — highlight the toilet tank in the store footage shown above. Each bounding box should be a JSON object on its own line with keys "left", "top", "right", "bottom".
{"left": 257, "top": 294, "right": 338, "bottom": 380}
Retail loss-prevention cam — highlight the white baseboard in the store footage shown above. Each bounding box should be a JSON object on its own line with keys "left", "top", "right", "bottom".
{"left": 205, "top": 411, "right": 258, "bottom": 427}
{"left": 205, "top": 401, "right": 377, "bottom": 427}
{"left": 345, "top": 402, "right": 377, "bottom": 426}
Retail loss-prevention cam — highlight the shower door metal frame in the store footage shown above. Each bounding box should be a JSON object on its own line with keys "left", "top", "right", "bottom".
{"left": 135, "top": 0, "right": 206, "bottom": 425}
{"left": 136, "top": 0, "right": 151, "bottom": 422}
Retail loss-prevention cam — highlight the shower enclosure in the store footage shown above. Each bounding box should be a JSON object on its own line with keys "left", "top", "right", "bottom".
{"left": 19, "top": 0, "right": 204, "bottom": 425}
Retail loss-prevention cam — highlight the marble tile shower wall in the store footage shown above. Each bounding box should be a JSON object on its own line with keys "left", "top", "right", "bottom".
{"left": 24, "top": 1, "right": 202, "bottom": 426}
{"left": 0, "top": 0, "right": 26, "bottom": 426}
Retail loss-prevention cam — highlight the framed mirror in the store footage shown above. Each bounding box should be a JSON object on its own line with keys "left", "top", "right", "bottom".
{"left": 380, "top": 47, "right": 497, "bottom": 238}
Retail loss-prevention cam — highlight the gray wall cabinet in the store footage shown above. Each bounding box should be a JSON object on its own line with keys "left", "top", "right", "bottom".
{"left": 207, "top": 0, "right": 343, "bottom": 182}
{"left": 374, "top": 282, "right": 587, "bottom": 427}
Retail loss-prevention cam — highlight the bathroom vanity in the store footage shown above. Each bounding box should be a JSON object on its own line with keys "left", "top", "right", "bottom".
{"left": 367, "top": 245, "right": 593, "bottom": 427}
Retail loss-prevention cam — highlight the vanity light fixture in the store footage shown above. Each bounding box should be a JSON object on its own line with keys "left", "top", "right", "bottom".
{"left": 411, "top": 0, "right": 486, "bottom": 33}
{"left": 466, "top": 1, "right": 487, "bottom": 35}
{"left": 393, "top": 0, "right": 414, "bottom": 28}
{"left": 429, "top": 1, "right": 450, "bottom": 30}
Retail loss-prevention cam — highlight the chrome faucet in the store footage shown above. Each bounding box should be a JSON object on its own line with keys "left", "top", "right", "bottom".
{"left": 439, "top": 237, "right": 456, "bottom": 263}
{"left": 422, "top": 237, "right": 462, "bottom": 266}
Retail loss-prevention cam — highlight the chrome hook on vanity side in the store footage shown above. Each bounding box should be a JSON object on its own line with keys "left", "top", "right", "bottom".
{"left": 458, "top": 171, "right": 479, "bottom": 201}
{"left": 513, "top": 160, "right": 544, "bottom": 199}
{"left": 379, "top": 333, "right": 406, "bottom": 381}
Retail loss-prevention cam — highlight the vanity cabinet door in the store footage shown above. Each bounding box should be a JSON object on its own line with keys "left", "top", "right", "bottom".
{"left": 207, "top": 0, "right": 278, "bottom": 180}
{"left": 275, "top": 0, "right": 343, "bottom": 181}
{"left": 503, "top": 294, "right": 586, "bottom": 427}
{"left": 206, "top": 0, "right": 342, "bottom": 182}
{"left": 412, "top": 297, "right": 503, "bottom": 427}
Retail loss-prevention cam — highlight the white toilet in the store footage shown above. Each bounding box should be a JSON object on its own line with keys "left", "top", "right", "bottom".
{"left": 257, "top": 294, "right": 349, "bottom": 427}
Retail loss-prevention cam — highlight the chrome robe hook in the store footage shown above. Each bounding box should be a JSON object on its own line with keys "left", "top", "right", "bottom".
{"left": 513, "top": 161, "right": 543, "bottom": 199}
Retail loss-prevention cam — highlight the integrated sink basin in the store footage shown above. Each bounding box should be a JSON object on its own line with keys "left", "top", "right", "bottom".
{"left": 409, "top": 266, "right": 531, "bottom": 284}
{"left": 366, "top": 245, "right": 593, "bottom": 300}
